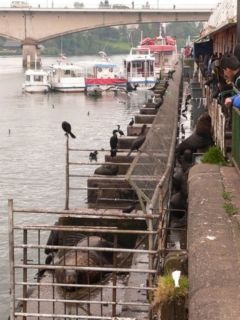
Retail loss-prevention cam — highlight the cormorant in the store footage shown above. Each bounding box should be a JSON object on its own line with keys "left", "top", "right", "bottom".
{"left": 61, "top": 121, "right": 76, "bottom": 139}
{"left": 129, "top": 117, "right": 134, "bottom": 126}
{"left": 89, "top": 150, "right": 98, "bottom": 162}
{"left": 127, "top": 124, "right": 147, "bottom": 156}
{"left": 117, "top": 125, "right": 124, "bottom": 136}
{"left": 110, "top": 131, "right": 118, "bottom": 157}
{"left": 181, "top": 124, "right": 185, "bottom": 135}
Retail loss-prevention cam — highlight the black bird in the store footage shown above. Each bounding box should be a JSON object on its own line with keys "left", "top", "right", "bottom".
{"left": 127, "top": 124, "right": 147, "bottom": 157}
{"left": 89, "top": 150, "right": 98, "bottom": 162}
{"left": 181, "top": 113, "right": 187, "bottom": 120}
{"left": 181, "top": 124, "right": 185, "bottom": 135}
{"left": 182, "top": 104, "right": 188, "bottom": 113}
{"left": 117, "top": 125, "right": 124, "bottom": 136}
{"left": 110, "top": 131, "right": 118, "bottom": 157}
{"left": 129, "top": 117, "right": 134, "bottom": 126}
{"left": 61, "top": 121, "right": 76, "bottom": 139}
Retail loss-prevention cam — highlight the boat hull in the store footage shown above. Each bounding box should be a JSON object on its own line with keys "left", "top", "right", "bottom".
{"left": 23, "top": 85, "right": 50, "bottom": 93}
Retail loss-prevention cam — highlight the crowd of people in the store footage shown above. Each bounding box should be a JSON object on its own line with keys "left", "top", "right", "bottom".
{"left": 199, "top": 44, "right": 240, "bottom": 110}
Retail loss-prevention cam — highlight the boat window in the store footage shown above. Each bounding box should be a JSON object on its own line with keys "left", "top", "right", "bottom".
{"left": 34, "top": 75, "right": 43, "bottom": 82}
{"left": 26, "top": 75, "right": 30, "bottom": 81}
{"left": 64, "top": 70, "right": 71, "bottom": 75}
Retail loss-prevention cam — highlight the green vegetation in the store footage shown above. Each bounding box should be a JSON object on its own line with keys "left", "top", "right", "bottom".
{"left": 222, "top": 191, "right": 237, "bottom": 216}
{"left": 153, "top": 274, "right": 188, "bottom": 305}
{"left": 222, "top": 191, "right": 232, "bottom": 201}
{"left": 201, "top": 146, "right": 227, "bottom": 165}
{"left": 0, "top": 22, "right": 202, "bottom": 56}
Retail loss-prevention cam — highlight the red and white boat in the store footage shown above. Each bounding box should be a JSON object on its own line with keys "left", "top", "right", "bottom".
{"left": 138, "top": 35, "right": 178, "bottom": 76}
{"left": 84, "top": 53, "right": 127, "bottom": 92}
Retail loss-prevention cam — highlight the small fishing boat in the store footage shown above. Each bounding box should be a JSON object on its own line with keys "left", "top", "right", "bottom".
{"left": 22, "top": 69, "right": 50, "bottom": 93}
{"left": 49, "top": 62, "right": 86, "bottom": 92}
{"left": 123, "top": 47, "right": 156, "bottom": 90}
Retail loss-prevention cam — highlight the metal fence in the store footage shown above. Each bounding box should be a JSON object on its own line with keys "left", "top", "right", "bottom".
{"left": 8, "top": 200, "right": 164, "bottom": 320}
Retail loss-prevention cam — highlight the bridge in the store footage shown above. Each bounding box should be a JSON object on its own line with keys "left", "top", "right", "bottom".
{"left": 0, "top": 8, "right": 212, "bottom": 66}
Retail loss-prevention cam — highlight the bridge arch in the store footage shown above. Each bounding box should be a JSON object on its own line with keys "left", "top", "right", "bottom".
{"left": 0, "top": 8, "right": 211, "bottom": 66}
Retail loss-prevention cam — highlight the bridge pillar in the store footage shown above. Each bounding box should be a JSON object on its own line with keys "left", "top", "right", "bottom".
{"left": 21, "top": 38, "right": 41, "bottom": 68}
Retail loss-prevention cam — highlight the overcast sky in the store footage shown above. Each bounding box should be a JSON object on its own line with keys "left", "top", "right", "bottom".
{"left": 1, "top": 0, "right": 220, "bottom": 9}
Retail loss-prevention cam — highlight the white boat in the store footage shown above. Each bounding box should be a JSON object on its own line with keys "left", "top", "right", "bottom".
{"left": 22, "top": 69, "right": 50, "bottom": 93}
{"left": 49, "top": 63, "right": 86, "bottom": 92}
{"left": 123, "top": 47, "right": 157, "bottom": 90}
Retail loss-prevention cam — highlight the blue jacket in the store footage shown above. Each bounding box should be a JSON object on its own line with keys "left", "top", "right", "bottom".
{"left": 231, "top": 94, "right": 240, "bottom": 109}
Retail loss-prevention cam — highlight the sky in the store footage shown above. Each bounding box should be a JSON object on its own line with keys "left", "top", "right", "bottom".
{"left": 1, "top": 0, "right": 220, "bottom": 9}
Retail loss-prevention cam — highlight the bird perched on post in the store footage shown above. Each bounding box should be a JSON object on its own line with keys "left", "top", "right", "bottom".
{"left": 110, "top": 130, "right": 118, "bottom": 157}
{"left": 127, "top": 124, "right": 147, "bottom": 157}
{"left": 61, "top": 121, "right": 76, "bottom": 139}
{"left": 181, "top": 124, "right": 185, "bottom": 135}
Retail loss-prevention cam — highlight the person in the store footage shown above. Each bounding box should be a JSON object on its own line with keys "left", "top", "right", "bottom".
{"left": 131, "top": 1, "right": 134, "bottom": 8}
{"left": 220, "top": 54, "right": 240, "bottom": 108}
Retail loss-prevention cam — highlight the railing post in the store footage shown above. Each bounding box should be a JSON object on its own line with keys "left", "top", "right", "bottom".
{"left": 8, "top": 199, "right": 15, "bottom": 320}
{"left": 65, "top": 135, "right": 69, "bottom": 210}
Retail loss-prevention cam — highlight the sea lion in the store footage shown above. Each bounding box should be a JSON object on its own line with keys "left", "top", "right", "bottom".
{"left": 94, "top": 164, "right": 118, "bottom": 175}
{"left": 54, "top": 236, "right": 114, "bottom": 292}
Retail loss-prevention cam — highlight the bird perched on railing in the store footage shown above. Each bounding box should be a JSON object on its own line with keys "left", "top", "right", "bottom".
{"left": 89, "top": 150, "right": 98, "bottom": 162}
{"left": 127, "top": 124, "right": 147, "bottom": 157}
{"left": 117, "top": 124, "right": 124, "bottom": 136}
{"left": 61, "top": 121, "right": 76, "bottom": 138}
{"left": 129, "top": 117, "right": 134, "bottom": 126}
{"left": 110, "top": 130, "right": 118, "bottom": 157}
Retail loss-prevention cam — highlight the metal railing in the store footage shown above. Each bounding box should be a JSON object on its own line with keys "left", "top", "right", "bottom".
{"left": 8, "top": 200, "right": 162, "bottom": 320}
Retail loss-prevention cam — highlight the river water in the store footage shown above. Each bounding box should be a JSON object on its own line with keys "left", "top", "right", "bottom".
{"left": 0, "top": 55, "right": 151, "bottom": 317}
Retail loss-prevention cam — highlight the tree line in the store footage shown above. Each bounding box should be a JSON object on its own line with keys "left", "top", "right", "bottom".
{"left": 0, "top": 22, "right": 202, "bottom": 56}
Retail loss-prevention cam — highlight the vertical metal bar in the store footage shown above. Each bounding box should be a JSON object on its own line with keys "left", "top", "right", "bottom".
{"left": 87, "top": 236, "right": 91, "bottom": 316}
{"left": 65, "top": 135, "right": 69, "bottom": 210}
{"left": 148, "top": 215, "right": 153, "bottom": 302}
{"left": 112, "top": 235, "right": 117, "bottom": 317}
{"left": 23, "top": 229, "right": 28, "bottom": 320}
{"left": 38, "top": 229, "right": 40, "bottom": 320}
{"left": 237, "top": 0, "right": 240, "bottom": 43}
{"left": 8, "top": 199, "right": 15, "bottom": 320}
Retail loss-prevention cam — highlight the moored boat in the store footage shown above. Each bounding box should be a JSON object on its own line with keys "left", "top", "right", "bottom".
{"left": 22, "top": 69, "right": 50, "bottom": 93}
{"left": 123, "top": 47, "right": 156, "bottom": 90}
{"left": 49, "top": 63, "right": 86, "bottom": 92}
{"left": 85, "top": 60, "right": 127, "bottom": 91}
{"left": 138, "top": 34, "right": 178, "bottom": 76}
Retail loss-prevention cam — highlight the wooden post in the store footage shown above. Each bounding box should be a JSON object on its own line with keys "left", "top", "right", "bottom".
{"left": 65, "top": 135, "right": 69, "bottom": 210}
{"left": 237, "top": 0, "right": 240, "bottom": 44}
{"left": 8, "top": 199, "right": 15, "bottom": 320}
